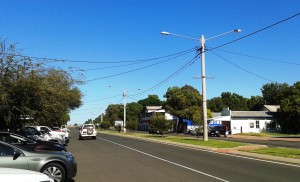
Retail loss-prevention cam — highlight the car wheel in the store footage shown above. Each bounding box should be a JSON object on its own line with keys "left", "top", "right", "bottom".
{"left": 42, "top": 163, "right": 65, "bottom": 182}
{"left": 79, "top": 135, "right": 82, "bottom": 140}
{"left": 92, "top": 136, "right": 96, "bottom": 139}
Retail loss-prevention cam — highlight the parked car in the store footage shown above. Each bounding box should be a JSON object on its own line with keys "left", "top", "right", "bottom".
{"left": 34, "top": 126, "right": 69, "bottom": 144}
{"left": 0, "top": 132, "right": 66, "bottom": 152}
{"left": 13, "top": 126, "right": 66, "bottom": 146}
{"left": 208, "top": 126, "right": 227, "bottom": 137}
{"left": 0, "top": 140, "right": 77, "bottom": 182}
{"left": 0, "top": 168, "right": 54, "bottom": 182}
{"left": 79, "top": 124, "right": 97, "bottom": 139}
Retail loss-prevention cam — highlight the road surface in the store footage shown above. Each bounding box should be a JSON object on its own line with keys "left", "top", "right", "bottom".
{"left": 67, "top": 129, "right": 300, "bottom": 182}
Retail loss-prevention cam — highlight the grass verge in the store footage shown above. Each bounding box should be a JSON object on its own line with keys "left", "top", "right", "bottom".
{"left": 99, "top": 130, "right": 245, "bottom": 148}
{"left": 241, "top": 147, "right": 300, "bottom": 159}
{"left": 238, "top": 132, "right": 300, "bottom": 137}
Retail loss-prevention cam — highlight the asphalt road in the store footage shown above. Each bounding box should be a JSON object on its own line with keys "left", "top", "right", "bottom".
{"left": 67, "top": 128, "right": 300, "bottom": 182}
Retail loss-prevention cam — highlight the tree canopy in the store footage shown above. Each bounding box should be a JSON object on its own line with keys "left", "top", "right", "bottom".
{"left": 164, "top": 85, "right": 212, "bottom": 132}
{"left": 0, "top": 40, "right": 82, "bottom": 129}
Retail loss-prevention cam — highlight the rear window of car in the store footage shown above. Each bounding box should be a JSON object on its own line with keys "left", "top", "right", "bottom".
{"left": 83, "top": 125, "right": 95, "bottom": 129}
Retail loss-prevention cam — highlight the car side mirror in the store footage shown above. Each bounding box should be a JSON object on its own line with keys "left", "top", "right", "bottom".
{"left": 13, "top": 150, "right": 22, "bottom": 160}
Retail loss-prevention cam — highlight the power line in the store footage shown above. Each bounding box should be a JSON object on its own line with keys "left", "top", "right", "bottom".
{"left": 78, "top": 49, "right": 195, "bottom": 71}
{"left": 209, "top": 12, "right": 300, "bottom": 51}
{"left": 214, "top": 49, "right": 300, "bottom": 66}
{"left": 211, "top": 50, "right": 274, "bottom": 82}
{"left": 85, "top": 49, "right": 196, "bottom": 82}
{"left": 129, "top": 53, "right": 200, "bottom": 97}
{"left": 0, "top": 48, "right": 195, "bottom": 64}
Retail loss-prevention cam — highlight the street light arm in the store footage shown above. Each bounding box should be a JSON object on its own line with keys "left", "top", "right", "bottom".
{"left": 161, "top": 31, "right": 199, "bottom": 41}
{"left": 206, "top": 29, "right": 241, "bottom": 41}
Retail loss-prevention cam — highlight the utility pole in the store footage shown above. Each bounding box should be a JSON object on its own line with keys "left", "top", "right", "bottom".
{"left": 123, "top": 89, "right": 126, "bottom": 133}
{"left": 161, "top": 29, "right": 241, "bottom": 141}
{"left": 200, "top": 35, "right": 208, "bottom": 141}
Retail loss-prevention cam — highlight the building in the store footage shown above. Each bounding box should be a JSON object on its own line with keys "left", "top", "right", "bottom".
{"left": 138, "top": 106, "right": 178, "bottom": 131}
{"left": 209, "top": 106, "right": 279, "bottom": 134}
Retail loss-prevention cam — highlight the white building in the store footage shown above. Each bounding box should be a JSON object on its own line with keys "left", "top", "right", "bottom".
{"left": 209, "top": 106, "right": 279, "bottom": 134}
{"left": 139, "top": 106, "right": 178, "bottom": 131}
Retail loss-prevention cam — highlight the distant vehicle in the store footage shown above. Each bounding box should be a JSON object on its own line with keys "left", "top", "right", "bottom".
{"left": 79, "top": 124, "right": 97, "bottom": 140}
{"left": 0, "top": 132, "right": 66, "bottom": 152}
{"left": 208, "top": 126, "right": 227, "bottom": 137}
{"left": 0, "top": 140, "right": 77, "bottom": 182}
{"left": 0, "top": 168, "right": 54, "bottom": 182}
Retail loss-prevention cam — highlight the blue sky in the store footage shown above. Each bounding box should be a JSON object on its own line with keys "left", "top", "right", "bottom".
{"left": 1, "top": 0, "right": 299, "bottom": 125}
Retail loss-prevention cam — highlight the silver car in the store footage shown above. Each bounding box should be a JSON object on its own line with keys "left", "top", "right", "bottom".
{"left": 0, "top": 140, "right": 77, "bottom": 182}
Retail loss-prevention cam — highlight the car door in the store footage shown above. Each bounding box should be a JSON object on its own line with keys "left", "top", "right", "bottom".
{"left": 0, "top": 143, "right": 28, "bottom": 170}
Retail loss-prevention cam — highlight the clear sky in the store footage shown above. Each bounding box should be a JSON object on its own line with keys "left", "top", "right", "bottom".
{"left": 1, "top": 0, "right": 299, "bottom": 125}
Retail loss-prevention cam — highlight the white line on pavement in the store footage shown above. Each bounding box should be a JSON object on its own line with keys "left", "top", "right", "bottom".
{"left": 99, "top": 137, "right": 229, "bottom": 182}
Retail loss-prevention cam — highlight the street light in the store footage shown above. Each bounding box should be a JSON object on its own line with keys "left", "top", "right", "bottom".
{"left": 161, "top": 29, "right": 241, "bottom": 141}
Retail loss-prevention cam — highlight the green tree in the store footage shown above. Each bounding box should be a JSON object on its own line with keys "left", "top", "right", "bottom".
{"left": 84, "top": 119, "right": 93, "bottom": 124}
{"left": 207, "top": 97, "right": 224, "bottom": 112}
{"left": 221, "top": 92, "right": 248, "bottom": 111}
{"left": 100, "top": 121, "right": 111, "bottom": 130}
{"left": 0, "top": 40, "right": 82, "bottom": 128}
{"left": 150, "top": 114, "right": 173, "bottom": 137}
{"left": 278, "top": 82, "right": 300, "bottom": 133}
{"left": 261, "top": 82, "right": 289, "bottom": 105}
{"left": 247, "top": 96, "right": 264, "bottom": 111}
{"left": 105, "top": 104, "right": 123, "bottom": 125}
{"left": 138, "top": 95, "right": 162, "bottom": 107}
{"left": 126, "top": 102, "right": 143, "bottom": 122}
{"left": 164, "top": 85, "right": 204, "bottom": 132}
{"left": 125, "top": 119, "right": 139, "bottom": 131}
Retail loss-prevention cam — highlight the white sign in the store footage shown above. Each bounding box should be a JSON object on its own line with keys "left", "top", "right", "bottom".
{"left": 114, "top": 120, "right": 123, "bottom": 126}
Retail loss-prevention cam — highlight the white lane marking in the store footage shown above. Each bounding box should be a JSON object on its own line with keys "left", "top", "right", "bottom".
{"left": 164, "top": 142, "right": 300, "bottom": 168}
{"left": 104, "top": 134, "right": 300, "bottom": 168}
{"left": 99, "top": 137, "right": 229, "bottom": 182}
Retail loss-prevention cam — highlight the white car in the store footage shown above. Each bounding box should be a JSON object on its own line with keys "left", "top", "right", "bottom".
{"left": 34, "top": 126, "right": 69, "bottom": 143}
{"left": 0, "top": 168, "right": 54, "bottom": 182}
{"left": 79, "top": 124, "right": 97, "bottom": 140}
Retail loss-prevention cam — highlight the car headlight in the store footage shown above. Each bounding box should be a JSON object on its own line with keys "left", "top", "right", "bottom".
{"left": 65, "top": 153, "right": 74, "bottom": 161}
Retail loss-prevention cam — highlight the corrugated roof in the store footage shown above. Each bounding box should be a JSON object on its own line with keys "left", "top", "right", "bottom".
{"left": 263, "top": 105, "right": 280, "bottom": 112}
{"left": 212, "top": 112, "right": 221, "bottom": 117}
{"left": 146, "top": 106, "right": 162, "bottom": 110}
{"left": 232, "top": 111, "right": 274, "bottom": 118}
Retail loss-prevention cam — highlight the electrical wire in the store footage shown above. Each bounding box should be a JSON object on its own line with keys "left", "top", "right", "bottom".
{"left": 209, "top": 12, "right": 300, "bottom": 51}
{"left": 214, "top": 49, "right": 300, "bottom": 66}
{"left": 78, "top": 49, "right": 195, "bottom": 71}
{"left": 129, "top": 53, "right": 200, "bottom": 97}
{"left": 211, "top": 50, "right": 274, "bottom": 82}
{"left": 85, "top": 49, "right": 196, "bottom": 82}
{"left": 0, "top": 48, "right": 195, "bottom": 64}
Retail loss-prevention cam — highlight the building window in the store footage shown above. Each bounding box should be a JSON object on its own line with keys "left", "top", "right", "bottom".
{"left": 250, "top": 122, "right": 254, "bottom": 128}
{"left": 256, "top": 121, "right": 260, "bottom": 128}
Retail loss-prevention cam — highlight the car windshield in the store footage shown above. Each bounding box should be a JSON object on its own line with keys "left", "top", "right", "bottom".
{"left": 25, "top": 127, "right": 42, "bottom": 135}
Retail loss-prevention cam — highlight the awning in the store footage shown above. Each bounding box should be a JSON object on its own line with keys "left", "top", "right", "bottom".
{"left": 208, "top": 115, "right": 231, "bottom": 121}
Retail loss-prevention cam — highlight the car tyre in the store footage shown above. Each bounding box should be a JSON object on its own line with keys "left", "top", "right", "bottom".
{"left": 42, "top": 163, "right": 66, "bottom": 182}
{"left": 92, "top": 136, "right": 96, "bottom": 139}
{"left": 79, "top": 135, "right": 82, "bottom": 140}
